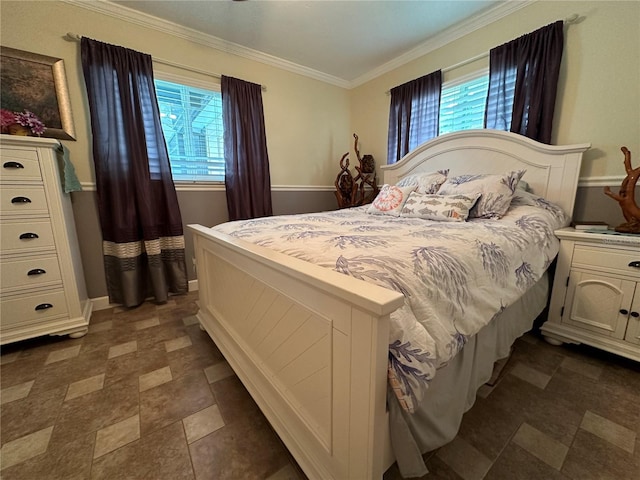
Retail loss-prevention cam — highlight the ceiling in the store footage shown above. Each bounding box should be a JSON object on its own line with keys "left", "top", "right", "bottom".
{"left": 107, "top": 0, "right": 523, "bottom": 86}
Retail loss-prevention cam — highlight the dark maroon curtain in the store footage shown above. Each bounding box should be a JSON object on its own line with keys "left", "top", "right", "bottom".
{"left": 81, "top": 37, "right": 187, "bottom": 307}
{"left": 485, "top": 21, "right": 564, "bottom": 144}
{"left": 221, "top": 75, "right": 272, "bottom": 221}
{"left": 387, "top": 70, "right": 442, "bottom": 164}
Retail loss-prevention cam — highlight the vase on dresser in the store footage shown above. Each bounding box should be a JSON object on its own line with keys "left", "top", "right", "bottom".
{"left": 0, "top": 136, "right": 91, "bottom": 344}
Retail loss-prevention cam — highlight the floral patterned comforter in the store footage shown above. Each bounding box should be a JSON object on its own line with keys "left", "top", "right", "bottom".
{"left": 213, "top": 191, "right": 569, "bottom": 412}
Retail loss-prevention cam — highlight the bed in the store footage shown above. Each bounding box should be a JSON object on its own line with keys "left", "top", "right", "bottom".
{"left": 188, "top": 129, "right": 590, "bottom": 479}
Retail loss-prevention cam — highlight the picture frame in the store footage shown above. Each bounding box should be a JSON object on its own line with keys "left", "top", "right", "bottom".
{"left": 1, "top": 46, "right": 76, "bottom": 140}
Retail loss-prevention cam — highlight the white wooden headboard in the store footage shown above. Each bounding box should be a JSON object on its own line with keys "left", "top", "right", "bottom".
{"left": 381, "top": 129, "right": 591, "bottom": 218}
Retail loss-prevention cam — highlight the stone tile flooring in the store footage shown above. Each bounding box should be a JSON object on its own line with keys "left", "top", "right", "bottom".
{"left": 1, "top": 291, "right": 638, "bottom": 479}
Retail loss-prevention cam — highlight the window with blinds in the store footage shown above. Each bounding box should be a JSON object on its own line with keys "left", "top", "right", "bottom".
{"left": 154, "top": 78, "right": 225, "bottom": 182}
{"left": 439, "top": 73, "right": 490, "bottom": 135}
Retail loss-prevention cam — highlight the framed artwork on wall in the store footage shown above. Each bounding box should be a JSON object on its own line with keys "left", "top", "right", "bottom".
{"left": 0, "top": 46, "right": 76, "bottom": 140}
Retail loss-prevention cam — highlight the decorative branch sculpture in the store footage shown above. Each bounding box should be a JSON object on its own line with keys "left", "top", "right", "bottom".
{"left": 334, "top": 134, "right": 379, "bottom": 208}
{"left": 604, "top": 146, "right": 640, "bottom": 234}
{"left": 334, "top": 152, "right": 356, "bottom": 209}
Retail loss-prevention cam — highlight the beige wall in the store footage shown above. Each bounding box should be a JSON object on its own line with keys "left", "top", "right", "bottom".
{"left": 0, "top": 0, "right": 351, "bottom": 187}
{"left": 3, "top": 1, "right": 637, "bottom": 185}
{"left": 350, "top": 1, "right": 640, "bottom": 182}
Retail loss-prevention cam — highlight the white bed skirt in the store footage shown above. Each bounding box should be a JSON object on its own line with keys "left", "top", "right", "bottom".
{"left": 385, "top": 273, "right": 549, "bottom": 477}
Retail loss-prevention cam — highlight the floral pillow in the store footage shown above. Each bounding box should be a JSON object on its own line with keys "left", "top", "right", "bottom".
{"left": 395, "top": 169, "right": 449, "bottom": 194}
{"left": 367, "top": 184, "right": 416, "bottom": 216}
{"left": 438, "top": 170, "right": 525, "bottom": 219}
{"left": 400, "top": 192, "right": 481, "bottom": 222}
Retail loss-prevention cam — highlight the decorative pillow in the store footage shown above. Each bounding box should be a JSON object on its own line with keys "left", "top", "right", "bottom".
{"left": 396, "top": 169, "right": 449, "bottom": 194}
{"left": 517, "top": 179, "right": 532, "bottom": 192}
{"left": 400, "top": 192, "right": 481, "bottom": 222}
{"left": 367, "top": 184, "right": 416, "bottom": 216}
{"left": 438, "top": 170, "right": 526, "bottom": 219}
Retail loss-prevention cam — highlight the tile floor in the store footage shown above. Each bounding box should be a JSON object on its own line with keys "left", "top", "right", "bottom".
{"left": 1, "top": 291, "right": 638, "bottom": 479}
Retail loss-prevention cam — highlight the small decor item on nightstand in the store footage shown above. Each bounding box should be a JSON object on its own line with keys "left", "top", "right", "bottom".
{"left": 334, "top": 133, "right": 379, "bottom": 208}
{"left": 604, "top": 146, "right": 640, "bottom": 234}
{"left": 571, "top": 221, "right": 609, "bottom": 231}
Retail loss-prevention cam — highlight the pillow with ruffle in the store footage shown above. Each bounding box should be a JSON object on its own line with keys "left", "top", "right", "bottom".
{"left": 367, "top": 184, "right": 416, "bottom": 216}
{"left": 400, "top": 192, "right": 481, "bottom": 222}
{"left": 438, "top": 170, "right": 525, "bottom": 219}
{"left": 396, "top": 169, "right": 449, "bottom": 194}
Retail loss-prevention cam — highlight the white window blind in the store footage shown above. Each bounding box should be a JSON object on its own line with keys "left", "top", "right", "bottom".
{"left": 154, "top": 78, "right": 225, "bottom": 182}
{"left": 439, "top": 74, "right": 490, "bottom": 135}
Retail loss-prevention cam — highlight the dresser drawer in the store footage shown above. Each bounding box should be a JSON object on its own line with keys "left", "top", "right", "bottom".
{"left": 0, "top": 148, "right": 43, "bottom": 182}
{"left": 0, "top": 290, "right": 68, "bottom": 328}
{"left": 1, "top": 256, "right": 62, "bottom": 292}
{"left": 0, "top": 221, "right": 56, "bottom": 253}
{"left": 572, "top": 245, "right": 640, "bottom": 279}
{"left": 0, "top": 186, "right": 49, "bottom": 216}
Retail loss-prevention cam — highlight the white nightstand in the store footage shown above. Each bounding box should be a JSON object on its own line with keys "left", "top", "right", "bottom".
{"left": 543, "top": 227, "right": 640, "bottom": 361}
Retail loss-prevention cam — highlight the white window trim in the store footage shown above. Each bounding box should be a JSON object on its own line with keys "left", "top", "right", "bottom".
{"left": 154, "top": 70, "right": 221, "bottom": 93}
{"left": 441, "top": 68, "right": 489, "bottom": 90}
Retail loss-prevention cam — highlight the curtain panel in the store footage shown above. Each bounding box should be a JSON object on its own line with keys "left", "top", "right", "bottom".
{"left": 221, "top": 75, "right": 273, "bottom": 221}
{"left": 485, "top": 21, "right": 564, "bottom": 144}
{"left": 81, "top": 37, "right": 188, "bottom": 307}
{"left": 387, "top": 70, "right": 442, "bottom": 164}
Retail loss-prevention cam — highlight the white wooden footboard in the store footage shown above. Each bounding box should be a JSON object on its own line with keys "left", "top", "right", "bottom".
{"left": 189, "top": 224, "right": 404, "bottom": 480}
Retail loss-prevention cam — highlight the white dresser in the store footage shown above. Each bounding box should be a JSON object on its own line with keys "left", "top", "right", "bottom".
{"left": 0, "top": 136, "right": 91, "bottom": 344}
{"left": 543, "top": 227, "right": 640, "bottom": 361}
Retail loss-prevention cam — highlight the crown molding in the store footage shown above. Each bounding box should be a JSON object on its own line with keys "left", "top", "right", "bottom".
{"left": 63, "top": 0, "right": 534, "bottom": 90}
{"left": 350, "top": 0, "right": 536, "bottom": 87}
{"left": 61, "top": 0, "right": 351, "bottom": 88}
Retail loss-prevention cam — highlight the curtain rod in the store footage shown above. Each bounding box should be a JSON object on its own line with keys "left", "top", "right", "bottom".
{"left": 65, "top": 32, "right": 267, "bottom": 91}
{"left": 385, "top": 13, "right": 583, "bottom": 95}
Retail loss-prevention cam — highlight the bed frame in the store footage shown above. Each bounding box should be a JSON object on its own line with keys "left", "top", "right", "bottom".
{"left": 188, "top": 130, "right": 590, "bottom": 479}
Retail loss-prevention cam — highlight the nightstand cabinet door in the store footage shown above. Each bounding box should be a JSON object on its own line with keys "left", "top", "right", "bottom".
{"left": 542, "top": 228, "right": 640, "bottom": 362}
{"left": 624, "top": 291, "right": 640, "bottom": 345}
{"left": 564, "top": 271, "right": 634, "bottom": 339}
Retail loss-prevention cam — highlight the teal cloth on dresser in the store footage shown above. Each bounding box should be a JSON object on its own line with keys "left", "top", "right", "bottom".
{"left": 55, "top": 144, "right": 82, "bottom": 193}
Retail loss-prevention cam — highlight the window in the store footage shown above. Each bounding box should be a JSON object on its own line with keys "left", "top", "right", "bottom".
{"left": 438, "top": 72, "right": 490, "bottom": 135}
{"left": 154, "top": 76, "right": 224, "bottom": 182}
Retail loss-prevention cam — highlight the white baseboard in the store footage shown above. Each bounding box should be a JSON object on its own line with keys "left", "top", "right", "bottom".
{"left": 90, "top": 279, "right": 199, "bottom": 311}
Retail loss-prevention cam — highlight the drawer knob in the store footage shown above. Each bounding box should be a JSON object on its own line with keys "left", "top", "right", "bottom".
{"left": 631, "top": 312, "right": 640, "bottom": 318}
{"left": 35, "top": 303, "right": 53, "bottom": 311}
{"left": 620, "top": 309, "right": 629, "bottom": 315}
{"left": 11, "top": 196, "right": 32, "bottom": 204}
{"left": 3, "top": 161, "right": 24, "bottom": 169}
{"left": 629, "top": 261, "right": 640, "bottom": 268}
{"left": 27, "top": 268, "right": 47, "bottom": 276}
{"left": 19, "top": 232, "right": 39, "bottom": 240}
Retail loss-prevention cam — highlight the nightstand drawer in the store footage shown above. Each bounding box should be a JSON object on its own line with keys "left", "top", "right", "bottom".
{"left": 572, "top": 245, "right": 640, "bottom": 279}
{"left": 1, "top": 256, "right": 62, "bottom": 292}
{"left": 0, "top": 221, "right": 56, "bottom": 253}
{"left": 0, "top": 149, "right": 43, "bottom": 182}
{"left": 0, "top": 186, "right": 49, "bottom": 216}
{"left": 0, "top": 290, "right": 68, "bottom": 327}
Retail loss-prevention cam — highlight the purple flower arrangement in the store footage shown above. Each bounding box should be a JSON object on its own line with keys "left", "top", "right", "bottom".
{"left": 1, "top": 109, "right": 46, "bottom": 136}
